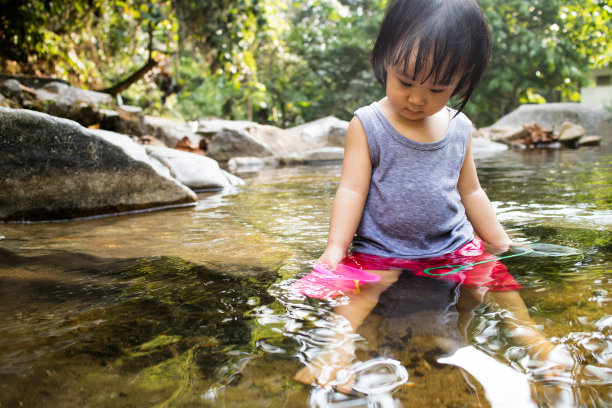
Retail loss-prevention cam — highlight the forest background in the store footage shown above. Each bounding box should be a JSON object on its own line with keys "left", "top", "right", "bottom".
{"left": 1, "top": 0, "right": 610, "bottom": 128}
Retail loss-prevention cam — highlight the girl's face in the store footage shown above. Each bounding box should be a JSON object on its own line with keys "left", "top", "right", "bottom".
{"left": 385, "top": 61, "right": 461, "bottom": 122}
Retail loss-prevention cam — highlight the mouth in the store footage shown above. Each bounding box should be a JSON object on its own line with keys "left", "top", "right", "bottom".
{"left": 404, "top": 107, "right": 423, "bottom": 115}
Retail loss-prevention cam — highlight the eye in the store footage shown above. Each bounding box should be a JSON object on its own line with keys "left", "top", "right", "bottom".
{"left": 399, "top": 80, "right": 412, "bottom": 88}
{"left": 430, "top": 88, "right": 445, "bottom": 94}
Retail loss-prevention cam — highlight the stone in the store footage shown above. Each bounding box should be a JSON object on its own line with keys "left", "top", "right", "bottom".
{"left": 0, "top": 93, "right": 12, "bottom": 108}
{"left": 22, "top": 81, "right": 115, "bottom": 127}
{"left": 479, "top": 126, "right": 530, "bottom": 143}
{"left": 197, "top": 118, "right": 258, "bottom": 137}
{"left": 206, "top": 126, "right": 273, "bottom": 161}
{"left": 492, "top": 103, "right": 612, "bottom": 137}
{"left": 577, "top": 135, "right": 602, "bottom": 147}
{"left": 285, "top": 116, "right": 349, "bottom": 147}
{"left": 0, "top": 79, "right": 23, "bottom": 102}
{"left": 227, "top": 157, "right": 267, "bottom": 173}
{"left": 144, "top": 145, "right": 244, "bottom": 191}
{"left": 200, "top": 117, "right": 351, "bottom": 162}
{"left": 471, "top": 138, "right": 508, "bottom": 158}
{"left": 114, "top": 105, "right": 144, "bottom": 136}
{"left": 143, "top": 116, "right": 202, "bottom": 148}
{"left": 99, "top": 109, "right": 122, "bottom": 131}
{"left": 0, "top": 108, "right": 197, "bottom": 222}
{"left": 278, "top": 147, "right": 345, "bottom": 165}
{"left": 557, "top": 121, "right": 585, "bottom": 142}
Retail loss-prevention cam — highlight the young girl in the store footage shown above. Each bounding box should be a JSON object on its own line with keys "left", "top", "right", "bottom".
{"left": 296, "top": 0, "right": 571, "bottom": 395}
{"left": 319, "top": 0, "right": 508, "bottom": 273}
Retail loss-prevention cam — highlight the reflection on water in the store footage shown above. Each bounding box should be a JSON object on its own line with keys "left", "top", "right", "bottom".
{"left": 0, "top": 146, "right": 610, "bottom": 407}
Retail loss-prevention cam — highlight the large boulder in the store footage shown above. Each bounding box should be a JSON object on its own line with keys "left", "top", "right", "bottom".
{"left": 0, "top": 108, "right": 198, "bottom": 222}
{"left": 491, "top": 103, "right": 612, "bottom": 137}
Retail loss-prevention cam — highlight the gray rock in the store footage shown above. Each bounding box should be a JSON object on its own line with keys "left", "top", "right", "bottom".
{"left": 0, "top": 108, "right": 197, "bottom": 222}
{"left": 279, "top": 147, "right": 345, "bottom": 164}
{"left": 557, "top": 121, "right": 585, "bottom": 142}
{"left": 23, "top": 82, "right": 115, "bottom": 127}
{"left": 578, "top": 135, "right": 602, "bottom": 147}
{"left": 112, "top": 105, "right": 144, "bottom": 136}
{"left": 471, "top": 138, "right": 508, "bottom": 158}
{"left": 200, "top": 117, "right": 350, "bottom": 162}
{"left": 493, "top": 103, "right": 612, "bottom": 137}
{"left": 285, "top": 116, "right": 349, "bottom": 147}
{"left": 0, "top": 79, "right": 23, "bottom": 102}
{"left": 143, "top": 116, "right": 201, "bottom": 147}
{"left": 206, "top": 127, "right": 273, "bottom": 161}
{"left": 144, "top": 145, "right": 244, "bottom": 190}
{"left": 479, "top": 126, "right": 530, "bottom": 143}
{"left": 197, "top": 118, "right": 258, "bottom": 137}
{"left": 227, "top": 157, "right": 267, "bottom": 173}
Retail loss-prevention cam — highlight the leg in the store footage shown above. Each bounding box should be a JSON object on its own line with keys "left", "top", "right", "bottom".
{"left": 295, "top": 268, "right": 401, "bottom": 392}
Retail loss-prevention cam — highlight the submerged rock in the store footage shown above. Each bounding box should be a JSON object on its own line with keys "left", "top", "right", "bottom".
{"left": 0, "top": 108, "right": 198, "bottom": 222}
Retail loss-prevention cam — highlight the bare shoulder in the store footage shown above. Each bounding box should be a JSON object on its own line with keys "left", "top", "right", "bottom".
{"left": 345, "top": 115, "right": 367, "bottom": 144}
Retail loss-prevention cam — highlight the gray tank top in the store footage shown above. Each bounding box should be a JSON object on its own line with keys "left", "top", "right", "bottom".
{"left": 351, "top": 102, "right": 474, "bottom": 258}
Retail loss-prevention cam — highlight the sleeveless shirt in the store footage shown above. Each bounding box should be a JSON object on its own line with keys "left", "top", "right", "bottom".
{"left": 351, "top": 102, "right": 474, "bottom": 258}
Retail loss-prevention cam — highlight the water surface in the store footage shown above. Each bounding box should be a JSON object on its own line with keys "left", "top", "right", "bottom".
{"left": 0, "top": 146, "right": 610, "bottom": 407}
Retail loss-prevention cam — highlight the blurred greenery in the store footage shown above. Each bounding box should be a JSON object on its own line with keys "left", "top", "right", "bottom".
{"left": 0, "top": 0, "right": 610, "bottom": 127}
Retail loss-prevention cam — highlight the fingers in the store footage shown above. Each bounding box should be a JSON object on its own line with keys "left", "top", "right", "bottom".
{"left": 295, "top": 365, "right": 318, "bottom": 385}
{"left": 295, "top": 362, "right": 356, "bottom": 393}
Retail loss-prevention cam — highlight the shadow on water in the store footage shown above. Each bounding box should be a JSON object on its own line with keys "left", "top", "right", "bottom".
{"left": 0, "top": 252, "right": 293, "bottom": 407}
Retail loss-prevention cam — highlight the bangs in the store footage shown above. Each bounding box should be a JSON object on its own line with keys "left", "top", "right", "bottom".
{"left": 390, "top": 23, "right": 471, "bottom": 87}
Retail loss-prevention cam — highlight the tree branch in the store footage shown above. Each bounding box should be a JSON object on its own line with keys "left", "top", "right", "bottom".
{"left": 99, "top": 57, "right": 158, "bottom": 97}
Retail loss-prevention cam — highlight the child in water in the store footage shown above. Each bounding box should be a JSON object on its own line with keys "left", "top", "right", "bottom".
{"left": 295, "top": 0, "right": 572, "bottom": 395}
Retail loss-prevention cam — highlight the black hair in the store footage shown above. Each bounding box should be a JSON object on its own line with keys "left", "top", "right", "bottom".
{"left": 371, "top": 0, "right": 492, "bottom": 113}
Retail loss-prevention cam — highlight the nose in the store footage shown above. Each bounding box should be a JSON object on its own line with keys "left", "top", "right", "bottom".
{"left": 407, "top": 89, "right": 425, "bottom": 106}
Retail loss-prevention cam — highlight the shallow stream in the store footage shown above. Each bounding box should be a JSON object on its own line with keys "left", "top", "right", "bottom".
{"left": 0, "top": 146, "right": 610, "bottom": 407}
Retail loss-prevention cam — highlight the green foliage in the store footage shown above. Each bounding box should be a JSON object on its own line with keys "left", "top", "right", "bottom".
{"left": 467, "top": 0, "right": 612, "bottom": 125}
{"left": 0, "top": 0, "right": 610, "bottom": 127}
{"left": 281, "top": 0, "right": 386, "bottom": 124}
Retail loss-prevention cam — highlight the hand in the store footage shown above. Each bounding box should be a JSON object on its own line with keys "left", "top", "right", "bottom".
{"left": 295, "top": 346, "right": 356, "bottom": 393}
{"left": 316, "top": 246, "right": 347, "bottom": 270}
{"left": 483, "top": 240, "right": 513, "bottom": 255}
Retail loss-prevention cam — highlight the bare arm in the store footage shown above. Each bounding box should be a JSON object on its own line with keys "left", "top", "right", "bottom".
{"left": 317, "top": 116, "right": 372, "bottom": 268}
{"left": 458, "top": 135, "right": 512, "bottom": 252}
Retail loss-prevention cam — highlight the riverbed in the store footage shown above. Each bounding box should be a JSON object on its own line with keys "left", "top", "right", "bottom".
{"left": 0, "top": 146, "right": 610, "bottom": 407}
